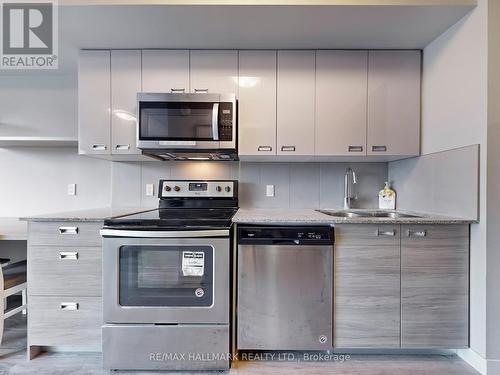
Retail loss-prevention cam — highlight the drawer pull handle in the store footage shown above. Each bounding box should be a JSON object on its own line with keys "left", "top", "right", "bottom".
{"left": 372, "top": 145, "right": 387, "bottom": 152}
{"left": 58, "top": 227, "right": 79, "bottom": 235}
{"left": 258, "top": 146, "right": 272, "bottom": 152}
{"left": 281, "top": 146, "right": 296, "bottom": 152}
{"left": 194, "top": 88, "right": 209, "bottom": 93}
{"left": 92, "top": 144, "right": 107, "bottom": 151}
{"left": 348, "top": 145, "right": 363, "bottom": 152}
{"left": 60, "top": 302, "right": 79, "bottom": 310}
{"left": 59, "top": 252, "right": 78, "bottom": 260}
{"left": 115, "top": 144, "right": 130, "bottom": 150}
{"left": 170, "top": 88, "right": 185, "bottom": 93}
{"left": 376, "top": 229, "right": 396, "bottom": 237}
{"left": 408, "top": 230, "right": 427, "bottom": 237}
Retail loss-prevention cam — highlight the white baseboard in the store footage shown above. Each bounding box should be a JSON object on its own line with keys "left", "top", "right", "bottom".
{"left": 457, "top": 348, "right": 487, "bottom": 374}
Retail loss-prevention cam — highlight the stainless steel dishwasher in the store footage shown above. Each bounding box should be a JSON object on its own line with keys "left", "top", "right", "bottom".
{"left": 237, "top": 225, "right": 333, "bottom": 350}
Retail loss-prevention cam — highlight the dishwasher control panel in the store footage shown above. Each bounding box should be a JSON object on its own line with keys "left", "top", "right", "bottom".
{"left": 238, "top": 226, "right": 333, "bottom": 245}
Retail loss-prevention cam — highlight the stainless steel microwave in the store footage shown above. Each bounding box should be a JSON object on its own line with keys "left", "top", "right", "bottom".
{"left": 137, "top": 93, "right": 237, "bottom": 161}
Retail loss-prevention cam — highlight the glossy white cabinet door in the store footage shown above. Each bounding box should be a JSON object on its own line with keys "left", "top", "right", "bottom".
{"left": 277, "top": 51, "right": 315, "bottom": 156}
{"left": 190, "top": 50, "right": 238, "bottom": 94}
{"left": 142, "top": 50, "right": 189, "bottom": 93}
{"left": 78, "top": 50, "right": 111, "bottom": 155}
{"left": 238, "top": 51, "right": 277, "bottom": 156}
{"left": 367, "top": 50, "right": 421, "bottom": 156}
{"left": 111, "top": 50, "right": 142, "bottom": 155}
{"left": 316, "top": 50, "right": 368, "bottom": 156}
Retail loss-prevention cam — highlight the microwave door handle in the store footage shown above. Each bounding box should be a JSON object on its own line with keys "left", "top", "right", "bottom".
{"left": 212, "top": 103, "right": 219, "bottom": 141}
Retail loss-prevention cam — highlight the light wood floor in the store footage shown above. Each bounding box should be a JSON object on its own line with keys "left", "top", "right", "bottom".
{"left": 0, "top": 315, "right": 479, "bottom": 374}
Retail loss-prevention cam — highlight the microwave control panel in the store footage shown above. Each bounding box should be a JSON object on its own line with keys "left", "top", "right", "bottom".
{"left": 219, "top": 102, "right": 233, "bottom": 142}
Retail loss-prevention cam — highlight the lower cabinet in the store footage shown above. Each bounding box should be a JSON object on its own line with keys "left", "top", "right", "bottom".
{"left": 334, "top": 224, "right": 401, "bottom": 348}
{"left": 401, "top": 225, "right": 469, "bottom": 348}
{"left": 334, "top": 224, "right": 469, "bottom": 349}
{"left": 27, "top": 221, "right": 103, "bottom": 358}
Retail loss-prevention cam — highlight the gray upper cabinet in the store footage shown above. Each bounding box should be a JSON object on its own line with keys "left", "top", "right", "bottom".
{"left": 401, "top": 225, "right": 469, "bottom": 348}
{"left": 367, "top": 50, "right": 421, "bottom": 156}
{"left": 238, "top": 51, "right": 277, "bottom": 156}
{"left": 190, "top": 50, "right": 238, "bottom": 94}
{"left": 277, "top": 51, "right": 316, "bottom": 156}
{"left": 111, "top": 50, "right": 142, "bottom": 155}
{"left": 141, "top": 50, "right": 189, "bottom": 93}
{"left": 334, "top": 224, "right": 401, "bottom": 348}
{"left": 315, "top": 51, "right": 368, "bottom": 156}
{"left": 78, "top": 50, "right": 111, "bottom": 155}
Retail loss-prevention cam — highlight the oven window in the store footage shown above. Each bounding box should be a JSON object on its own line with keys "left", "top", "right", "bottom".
{"left": 139, "top": 102, "right": 215, "bottom": 141}
{"left": 119, "top": 245, "right": 214, "bottom": 307}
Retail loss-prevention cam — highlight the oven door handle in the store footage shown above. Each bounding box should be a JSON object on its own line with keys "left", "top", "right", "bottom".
{"left": 100, "top": 229, "right": 230, "bottom": 238}
{"left": 212, "top": 102, "right": 219, "bottom": 141}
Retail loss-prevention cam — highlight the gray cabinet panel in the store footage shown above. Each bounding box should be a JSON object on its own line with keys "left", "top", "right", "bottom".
{"left": 28, "top": 296, "right": 102, "bottom": 348}
{"left": 28, "top": 222, "right": 102, "bottom": 247}
{"left": 334, "top": 224, "right": 400, "bottom": 348}
{"left": 315, "top": 50, "right": 368, "bottom": 156}
{"left": 28, "top": 246, "right": 102, "bottom": 296}
{"left": 78, "top": 50, "right": 111, "bottom": 155}
{"left": 401, "top": 225, "right": 469, "bottom": 348}
{"left": 367, "top": 50, "right": 421, "bottom": 156}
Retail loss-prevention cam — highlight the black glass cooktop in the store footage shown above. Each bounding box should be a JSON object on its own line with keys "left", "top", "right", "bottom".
{"left": 103, "top": 208, "right": 237, "bottom": 230}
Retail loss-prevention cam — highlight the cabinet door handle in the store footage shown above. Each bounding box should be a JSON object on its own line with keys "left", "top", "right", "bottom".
{"left": 170, "top": 88, "right": 185, "bottom": 93}
{"left": 92, "top": 144, "right": 107, "bottom": 151}
{"left": 408, "top": 230, "right": 427, "bottom": 237}
{"left": 372, "top": 145, "right": 387, "bottom": 152}
{"left": 258, "top": 146, "right": 272, "bottom": 152}
{"left": 58, "top": 226, "right": 78, "bottom": 235}
{"left": 194, "top": 88, "right": 209, "bottom": 93}
{"left": 281, "top": 146, "right": 296, "bottom": 152}
{"left": 376, "top": 229, "right": 396, "bottom": 237}
{"left": 60, "top": 302, "right": 79, "bottom": 310}
{"left": 115, "top": 144, "right": 130, "bottom": 150}
{"left": 348, "top": 145, "right": 363, "bottom": 153}
{"left": 59, "top": 252, "right": 78, "bottom": 260}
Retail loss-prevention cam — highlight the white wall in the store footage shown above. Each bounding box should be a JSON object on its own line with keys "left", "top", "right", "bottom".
{"left": 421, "top": 0, "right": 488, "bottom": 367}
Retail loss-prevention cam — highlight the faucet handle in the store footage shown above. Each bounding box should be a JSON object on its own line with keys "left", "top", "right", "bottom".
{"left": 352, "top": 170, "right": 357, "bottom": 184}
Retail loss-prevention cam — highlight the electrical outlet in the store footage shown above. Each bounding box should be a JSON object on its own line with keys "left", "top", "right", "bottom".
{"left": 67, "top": 184, "right": 76, "bottom": 196}
{"left": 266, "top": 185, "right": 275, "bottom": 197}
{"left": 145, "top": 184, "right": 155, "bottom": 196}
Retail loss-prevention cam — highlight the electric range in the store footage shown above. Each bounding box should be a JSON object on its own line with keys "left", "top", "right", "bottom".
{"left": 101, "top": 180, "right": 237, "bottom": 371}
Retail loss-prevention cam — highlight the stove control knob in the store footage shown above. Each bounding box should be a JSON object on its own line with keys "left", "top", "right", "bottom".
{"left": 216, "top": 186, "right": 222, "bottom": 192}
{"left": 164, "top": 185, "right": 171, "bottom": 192}
{"left": 174, "top": 186, "right": 181, "bottom": 192}
{"left": 195, "top": 288, "right": 204, "bottom": 298}
{"left": 225, "top": 186, "right": 231, "bottom": 193}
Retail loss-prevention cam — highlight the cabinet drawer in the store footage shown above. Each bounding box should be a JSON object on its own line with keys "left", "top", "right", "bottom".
{"left": 28, "top": 247, "right": 102, "bottom": 296}
{"left": 28, "top": 222, "right": 102, "bottom": 247}
{"left": 28, "top": 296, "right": 102, "bottom": 348}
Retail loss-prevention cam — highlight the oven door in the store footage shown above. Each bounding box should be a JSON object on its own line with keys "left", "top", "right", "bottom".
{"left": 137, "top": 93, "right": 235, "bottom": 151}
{"left": 102, "top": 229, "right": 229, "bottom": 324}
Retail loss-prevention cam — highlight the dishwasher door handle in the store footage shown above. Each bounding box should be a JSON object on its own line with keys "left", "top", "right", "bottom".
{"left": 272, "top": 239, "right": 300, "bottom": 246}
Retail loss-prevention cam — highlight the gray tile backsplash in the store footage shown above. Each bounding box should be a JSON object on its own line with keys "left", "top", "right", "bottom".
{"left": 111, "top": 161, "right": 387, "bottom": 210}
{"left": 239, "top": 162, "right": 387, "bottom": 209}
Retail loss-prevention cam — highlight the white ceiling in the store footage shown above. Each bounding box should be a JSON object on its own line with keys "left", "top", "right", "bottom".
{"left": 1, "top": 2, "right": 476, "bottom": 74}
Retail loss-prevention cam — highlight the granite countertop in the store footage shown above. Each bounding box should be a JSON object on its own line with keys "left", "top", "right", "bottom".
{"left": 20, "top": 207, "right": 151, "bottom": 222}
{"left": 232, "top": 208, "right": 477, "bottom": 225}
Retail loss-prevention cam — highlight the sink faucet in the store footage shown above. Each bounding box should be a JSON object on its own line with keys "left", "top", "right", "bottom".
{"left": 343, "top": 167, "right": 357, "bottom": 209}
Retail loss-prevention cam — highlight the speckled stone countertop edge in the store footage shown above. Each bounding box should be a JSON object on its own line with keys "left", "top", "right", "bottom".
{"left": 20, "top": 207, "right": 153, "bottom": 222}
{"left": 232, "top": 209, "right": 477, "bottom": 225}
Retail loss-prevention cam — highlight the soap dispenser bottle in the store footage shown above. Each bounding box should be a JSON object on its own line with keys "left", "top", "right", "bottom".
{"left": 379, "top": 182, "right": 396, "bottom": 210}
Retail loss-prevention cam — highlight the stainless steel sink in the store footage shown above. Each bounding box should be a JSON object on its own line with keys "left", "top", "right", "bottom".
{"left": 317, "top": 209, "right": 422, "bottom": 219}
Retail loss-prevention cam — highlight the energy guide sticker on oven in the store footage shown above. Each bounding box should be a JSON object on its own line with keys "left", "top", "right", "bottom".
{"left": 182, "top": 251, "right": 205, "bottom": 276}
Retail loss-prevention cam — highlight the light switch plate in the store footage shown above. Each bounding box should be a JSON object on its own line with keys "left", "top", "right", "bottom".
{"left": 67, "top": 184, "right": 76, "bottom": 196}
{"left": 145, "top": 184, "right": 155, "bottom": 196}
{"left": 266, "top": 185, "right": 275, "bottom": 197}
